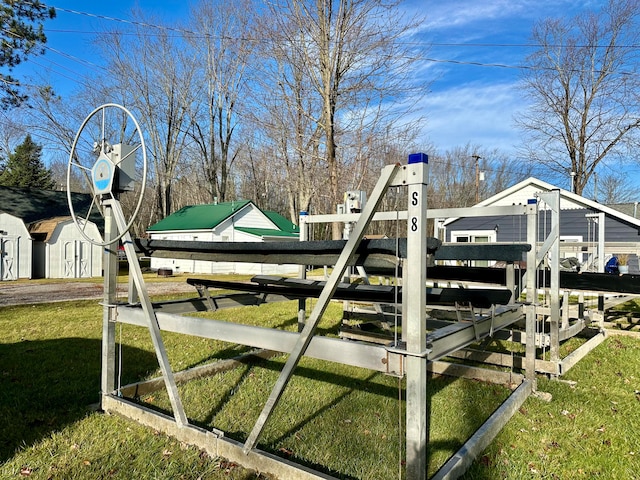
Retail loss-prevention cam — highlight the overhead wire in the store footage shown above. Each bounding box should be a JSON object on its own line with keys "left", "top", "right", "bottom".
{"left": 42, "top": 44, "right": 107, "bottom": 74}
{"left": 3, "top": 0, "right": 628, "bottom": 117}
{"left": 11, "top": 3, "right": 638, "bottom": 185}
{"left": 40, "top": 4, "right": 640, "bottom": 78}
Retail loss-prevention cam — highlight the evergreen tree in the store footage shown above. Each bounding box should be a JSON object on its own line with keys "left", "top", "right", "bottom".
{"left": 0, "top": 0, "right": 56, "bottom": 108}
{"left": 0, "top": 134, "right": 55, "bottom": 188}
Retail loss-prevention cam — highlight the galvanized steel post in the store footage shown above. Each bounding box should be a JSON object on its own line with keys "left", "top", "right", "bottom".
{"left": 404, "top": 153, "right": 429, "bottom": 480}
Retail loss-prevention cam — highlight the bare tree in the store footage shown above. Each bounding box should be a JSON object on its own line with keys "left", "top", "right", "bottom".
{"left": 593, "top": 171, "right": 636, "bottom": 204}
{"left": 236, "top": 145, "right": 290, "bottom": 214}
{"left": 184, "top": 0, "right": 254, "bottom": 203}
{"left": 95, "top": 11, "right": 197, "bottom": 219}
{"left": 21, "top": 86, "right": 81, "bottom": 157}
{"left": 259, "top": 0, "right": 425, "bottom": 238}
{"left": 12, "top": 86, "right": 100, "bottom": 191}
{"left": 517, "top": 0, "right": 640, "bottom": 195}
{"left": 0, "top": 107, "right": 28, "bottom": 159}
{"left": 429, "top": 144, "right": 533, "bottom": 208}
{"left": 250, "top": 35, "right": 324, "bottom": 222}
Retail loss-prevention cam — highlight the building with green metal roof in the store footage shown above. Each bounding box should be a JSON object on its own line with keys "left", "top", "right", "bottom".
{"left": 146, "top": 200, "right": 299, "bottom": 274}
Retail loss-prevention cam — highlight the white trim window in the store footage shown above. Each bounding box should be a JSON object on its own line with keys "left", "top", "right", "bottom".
{"left": 451, "top": 230, "right": 497, "bottom": 267}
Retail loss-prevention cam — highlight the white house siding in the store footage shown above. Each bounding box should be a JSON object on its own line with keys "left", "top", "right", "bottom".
{"left": 233, "top": 207, "right": 276, "bottom": 230}
{"left": 0, "top": 212, "right": 32, "bottom": 280}
{"left": 48, "top": 220, "right": 102, "bottom": 278}
{"left": 150, "top": 256, "right": 298, "bottom": 276}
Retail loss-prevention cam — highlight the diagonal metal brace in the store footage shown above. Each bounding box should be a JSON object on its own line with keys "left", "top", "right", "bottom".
{"left": 242, "top": 163, "right": 401, "bottom": 454}
{"left": 107, "top": 198, "right": 189, "bottom": 427}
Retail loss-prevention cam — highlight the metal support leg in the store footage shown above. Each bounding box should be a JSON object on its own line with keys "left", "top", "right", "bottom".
{"left": 107, "top": 199, "right": 188, "bottom": 427}
{"left": 195, "top": 283, "right": 217, "bottom": 311}
{"left": 297, "top": 213, "right": 309, "bottom": 332}
{"left": 243, "top": 163, "right": 400, "bottom": 454}
{"left": 101, "top": 206, "right": 118, "bottom": 401}
{"left": 525, "top": 200, "right": 537, "bottom": 387}
{"left": 403, "top": 158, "right": 429, "bottom": 480}
{"left": 541, "top": 191, "right": 561, "bottom": 372}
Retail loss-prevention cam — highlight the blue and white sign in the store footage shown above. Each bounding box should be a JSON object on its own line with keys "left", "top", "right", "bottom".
{"left": 92, "top": 156, "right": 115, "bottom": 194}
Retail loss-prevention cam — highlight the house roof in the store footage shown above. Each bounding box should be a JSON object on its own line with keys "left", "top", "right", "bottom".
{"left": 28, "top": 216, "right": 71, "bottom": 242}
{"left": 0, "top": 186, "right": 101, "bottom": 227}
{"left": 607, "top": 203, "right": 640, "bottom": 219}
{"left": 263, "top": 210, "right": 299, "bottom": 234}
{"left": 235, "top": 227, "right": 298, "bottom": 239}
{"left": 147, "top": 200, "right": 252, "bottom": 231}
{"left": 147, "top": 200, "right": 300, "bottom": 240}
{"left": 444, "top": 177, "right": 640, "bottom": 228}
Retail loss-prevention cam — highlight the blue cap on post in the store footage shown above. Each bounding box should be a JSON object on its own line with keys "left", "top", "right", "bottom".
{"left": 408, "top": 152, "right": 428, "bottom": 164}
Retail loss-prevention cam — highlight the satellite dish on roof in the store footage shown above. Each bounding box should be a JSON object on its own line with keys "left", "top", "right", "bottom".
{"left": 66, "top": 104, "right": 148, "bottom": 247}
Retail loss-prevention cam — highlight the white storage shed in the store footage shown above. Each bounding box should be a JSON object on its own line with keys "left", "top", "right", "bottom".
{"left": 0, "top": 186, "right": 103, "bottom": 280}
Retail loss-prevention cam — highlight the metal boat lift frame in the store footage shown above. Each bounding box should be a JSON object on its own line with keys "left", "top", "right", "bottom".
{"left": 99, "top": 156, "right": 541, "bottom": 479}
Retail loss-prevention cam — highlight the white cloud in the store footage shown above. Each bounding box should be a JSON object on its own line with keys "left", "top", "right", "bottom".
{"left": 421, "top": 0, "right": 584, "bottom": 31}
{"left": 416, "top": 81, "right": 528, "bottom": 153}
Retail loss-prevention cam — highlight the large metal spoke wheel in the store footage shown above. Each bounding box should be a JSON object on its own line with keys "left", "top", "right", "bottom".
{"left": 66, "top": 104, "right": 147, "bottom": 247}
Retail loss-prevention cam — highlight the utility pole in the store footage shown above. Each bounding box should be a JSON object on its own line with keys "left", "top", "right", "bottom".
{"left": 472, "top": 155, "right": 482, "bottom": 203}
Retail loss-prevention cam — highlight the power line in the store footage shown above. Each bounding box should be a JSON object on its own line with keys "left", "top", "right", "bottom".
{"left": 42, "top": 45, "right": 106, "bottom": 74}
{"left": 430, "top": 42, "right": 640, "bottom": 49}
{"left": 50, "top": 5, "right": 199, "bottom": 36}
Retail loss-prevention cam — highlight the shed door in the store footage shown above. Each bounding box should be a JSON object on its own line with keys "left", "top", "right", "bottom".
{"left": 78, "top": 241, "right": 89, "bottom": 277}
{"left": 0, "top": 237, "right": 18, "bottom": 281}
{"left": 63, "top": 240, "right": 92, "bottom": 278}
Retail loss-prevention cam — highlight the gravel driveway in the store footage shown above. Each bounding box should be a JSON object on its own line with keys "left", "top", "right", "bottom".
{"left": 0, "top": 279, "right": 196, "bottom": 307}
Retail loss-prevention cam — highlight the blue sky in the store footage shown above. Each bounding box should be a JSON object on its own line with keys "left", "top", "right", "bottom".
{"left": 15, "top": 1, "right": 610, "bottom": 162}
{"left": 415, "top": 0, "right": 602, "bottom": 154}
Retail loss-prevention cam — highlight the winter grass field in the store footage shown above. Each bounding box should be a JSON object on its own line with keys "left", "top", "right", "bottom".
{"left": 0, "top": 279, "right": 638, "bottom": 479}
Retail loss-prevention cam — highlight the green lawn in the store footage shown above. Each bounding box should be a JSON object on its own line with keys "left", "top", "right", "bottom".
{"left": 0, "top": 289, "right": 639, "bottom": 479}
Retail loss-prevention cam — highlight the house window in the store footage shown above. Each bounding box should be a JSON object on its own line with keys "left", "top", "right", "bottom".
{"left": 451, "top": 230, "right": 496, "bottom": 267}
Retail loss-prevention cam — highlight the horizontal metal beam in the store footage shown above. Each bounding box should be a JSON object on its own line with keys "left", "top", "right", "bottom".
{"left": 426, "top": 307, "right": 524, "bottom": 361}
{"left": 115, "top": 303, "right": 524, "bottom": 372}
{"left": 116, "top": 305, "right": 398, "bottom": 374}
{"left": 102, "top": 395, "right": 338, "bottom": 480}
{"left": 303, "top": 205, "right": 527, "bottom": 224}
{"left": 429, "top": 360, "right": 524, "bottom": 385}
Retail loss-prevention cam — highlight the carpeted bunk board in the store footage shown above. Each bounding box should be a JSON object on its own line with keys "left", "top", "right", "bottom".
{"left": 187, "top": 275, "right": 512, "bottom": 309}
